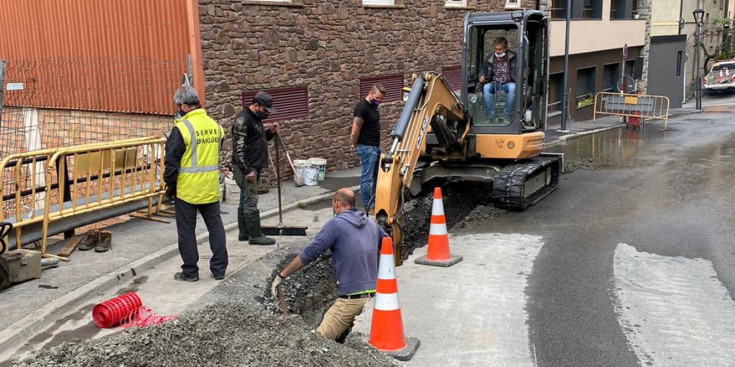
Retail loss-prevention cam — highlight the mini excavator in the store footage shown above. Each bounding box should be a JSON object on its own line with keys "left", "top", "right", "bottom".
{"left": 374, "top": 11, "right": 562, "bottom": 264}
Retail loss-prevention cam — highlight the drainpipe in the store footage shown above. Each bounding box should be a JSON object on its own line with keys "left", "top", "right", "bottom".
{"left": 679, "top": 0, "right": 684, "bottom": 35}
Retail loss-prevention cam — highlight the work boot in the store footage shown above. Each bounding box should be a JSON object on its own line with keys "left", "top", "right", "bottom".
{"left": 237, "top": 208, "right": 249, "bottom": 241}
{"left": 95, "top": 231, "right": 112, "bottom": 252}
{"left": 245, "top": 211, "right": 275, "bottom": 246}
{"left": 78, "top": 230, "right": 100, "bottom": 251}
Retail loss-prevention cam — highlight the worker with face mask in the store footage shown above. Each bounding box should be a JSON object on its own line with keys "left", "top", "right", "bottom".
{"left": 350, "top": 83, "right": 386, "bottom": 214}
{"left": 478, "top": 36, "right": 518, "bottom": 122}
{"left": 231, "top": 91, "right": 280, "bottom": 246}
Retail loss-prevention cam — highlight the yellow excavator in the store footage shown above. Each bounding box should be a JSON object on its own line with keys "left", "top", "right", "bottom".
{"left": 374, "top": 10, "right": 562, "bottom": 264}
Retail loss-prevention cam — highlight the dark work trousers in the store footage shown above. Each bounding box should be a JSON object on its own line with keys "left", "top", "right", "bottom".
{"left": 175, "top": 199, "right": 228, "bottom": 278}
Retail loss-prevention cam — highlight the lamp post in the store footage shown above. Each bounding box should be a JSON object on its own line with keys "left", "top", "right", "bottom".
{"left": 560, "top": 0, "right": 572, "bottom": 131}
{"left": 694, "top": 8, "right": 704, "bottom": 110}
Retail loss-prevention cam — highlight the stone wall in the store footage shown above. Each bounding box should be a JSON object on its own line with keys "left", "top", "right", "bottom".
{"left": 198, "top": 0, "right": 537, "bottom": 178}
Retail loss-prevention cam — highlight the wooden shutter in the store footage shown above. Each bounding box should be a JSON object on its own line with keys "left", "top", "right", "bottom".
{"left": 241, "top": 86, "right": 309, "bottom": 123}
{"left": 441, "top": 66, "right": 462, "bottom": 91}
{"left": 359, "top": 74, "right": 404, "bottom": 103}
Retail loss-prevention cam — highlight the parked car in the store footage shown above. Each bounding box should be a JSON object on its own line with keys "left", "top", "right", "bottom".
{"left": 703, "top": 60, "right": 735, "bottom": 94}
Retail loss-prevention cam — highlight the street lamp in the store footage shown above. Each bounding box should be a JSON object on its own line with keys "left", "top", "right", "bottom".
{"left": 694, "top": 8, "right": 704, "bottom": 110}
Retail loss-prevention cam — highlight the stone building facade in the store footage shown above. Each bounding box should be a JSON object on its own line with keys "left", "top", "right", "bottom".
{"left": 198, "top": 0, "right": 537, "bottom": 177}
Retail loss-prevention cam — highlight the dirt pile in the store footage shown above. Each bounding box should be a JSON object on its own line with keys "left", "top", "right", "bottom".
{"left": 401, "top": 182, "right": 498, "bottom": 259}
{"left": 13, "top": 302, "right": 396, "bottom": 367}
{"left": 563, "top": 157, "right": 613, "bottom": 172}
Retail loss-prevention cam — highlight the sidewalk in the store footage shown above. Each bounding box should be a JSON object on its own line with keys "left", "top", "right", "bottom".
{"left": 0, "top": 104, "right": 709, "bottom": 363}
{"left": 544, "top": 105, "right": 701, "bottom": 146}
{"left": 0, "top": 167, "right": 361, "bottom": 362}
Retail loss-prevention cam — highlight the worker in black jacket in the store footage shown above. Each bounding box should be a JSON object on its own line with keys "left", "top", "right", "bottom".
{"left": 232, "top": 91, "right": 279, "bottom": 245}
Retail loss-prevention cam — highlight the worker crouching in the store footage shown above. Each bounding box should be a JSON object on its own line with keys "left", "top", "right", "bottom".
{"left": 272, "top": 188, "right": 388, "bottom": 340}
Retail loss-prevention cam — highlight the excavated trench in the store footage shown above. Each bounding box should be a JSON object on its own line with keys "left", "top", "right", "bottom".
{"left": 260, "top": 182, "right": 506, "bottom": 332}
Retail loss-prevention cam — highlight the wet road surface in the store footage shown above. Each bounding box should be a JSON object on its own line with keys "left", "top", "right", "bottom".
{"left": 462, "top": 116, "right": 735, "bottom": 366}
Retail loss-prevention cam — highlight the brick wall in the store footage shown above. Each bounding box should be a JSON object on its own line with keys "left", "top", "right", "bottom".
{"left": 199, "top": 0, "right": 537, "bottom": 177}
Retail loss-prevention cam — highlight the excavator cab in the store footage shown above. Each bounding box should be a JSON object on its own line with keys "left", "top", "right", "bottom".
{"left": 375, "top": 10, "right": 560, "bottom": 265}
{"left": 462, "top": 11, "right": 548, "bottom": 134}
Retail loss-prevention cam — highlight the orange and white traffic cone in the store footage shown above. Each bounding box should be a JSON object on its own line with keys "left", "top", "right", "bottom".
{"left": 369, "top": 237, "right": 420, "bottom": 361}
{"left": 415, "top": 187, "right": 463, "bottom": 267}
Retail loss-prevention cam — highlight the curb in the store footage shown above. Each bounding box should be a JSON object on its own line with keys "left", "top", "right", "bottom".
{"left": 0, "top": 184, "right": 358, "bottom": 360}
{"left": 544, "top": 108, "right": 702, "bottom": 148}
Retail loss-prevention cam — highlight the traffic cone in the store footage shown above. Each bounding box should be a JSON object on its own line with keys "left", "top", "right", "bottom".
{"left": 415, "top": 187, "right": 463, "bottom": 267}
{"left": 369, "top": 237, "right": 420, "bottom": 361}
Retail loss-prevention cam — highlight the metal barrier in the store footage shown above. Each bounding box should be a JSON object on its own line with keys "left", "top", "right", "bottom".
{"left": 0, "top": 137, "right": 166, "bottom": 255}
{"left": 593, "top": 92, "right": 671, "bottom": 130}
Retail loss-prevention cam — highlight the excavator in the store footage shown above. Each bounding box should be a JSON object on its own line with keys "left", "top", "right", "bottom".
{"left": 374, "top": 10, "right": 562, "bottom": 264}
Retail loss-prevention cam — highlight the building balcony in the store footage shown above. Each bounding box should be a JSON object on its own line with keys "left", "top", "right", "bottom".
{"left": 549, "top": 19, "right": 646, "bottom": 57}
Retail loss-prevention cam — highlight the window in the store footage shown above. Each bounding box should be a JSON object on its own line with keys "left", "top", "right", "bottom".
{"left": 441, "top": 66, "right": 462, "bottom": 91}
{"left": 582, "top": 0, "right": 603, "bottom": 19}
{"left": 245, "top": 0, "right": 293, "bottom": 3}
{"left": 362, "top": 0, "right": 395, "bottom": 5}
{"left": 505, "top": 0, "right": 521, "bottom": 9}
{"left": 547, "top": 73, "right": 564, "bottom": 114}
{"left": 445, "top": 0, "right": 467, "bottom": 7}
{"left": 550, "top": 0, "right": 566, "bottom": 19}
{"left": 610, "top": 0, "right": 623, "bottom": 19}
{"left": 241, "top": 86, "right": 309, "bottom": 123}
{"left": 576, "top": 67, "right": 596, "bottom": 108}
{"left": 676, "top": 51, "right": 683, "bottom": 76}
{"left": 602, "top": 63, "right": 620, "bottom": 92}
{"left": 359, "top": 74, "right": 404, "bottom": 103}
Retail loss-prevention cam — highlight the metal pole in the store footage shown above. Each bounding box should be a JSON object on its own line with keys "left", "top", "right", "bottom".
{"left": 696, "top": 20, "right": 702, "bottom": 110}
{"left": 560, "top": 0, "right": 572, "bottom": 131}
{"left": 0, "top": 60, "right": 5, "bottom": 126}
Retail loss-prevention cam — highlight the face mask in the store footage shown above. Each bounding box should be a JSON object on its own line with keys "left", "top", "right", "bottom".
{"left": 370, "top": 98, "right": 380, "bottom": 107}
{"left": 495, "top": 52, "right": 506, "bottom": 59}
{"left": 255, "top": 111, "right": 268, "bottom": 119}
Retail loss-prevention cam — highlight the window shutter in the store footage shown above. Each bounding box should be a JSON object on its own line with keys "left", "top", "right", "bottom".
{"left": 359, "top": 74, "right": 404, "bottom": 103}
{"left": 241, "top": 86, "right": 309, "bottom": 123}
{"left": 441, "top": 66, "right": 462, "bottom": 91}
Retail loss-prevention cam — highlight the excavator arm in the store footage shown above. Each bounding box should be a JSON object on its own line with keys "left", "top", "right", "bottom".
{"left": 374, "top": 72, "right": 469, "bottom": 264}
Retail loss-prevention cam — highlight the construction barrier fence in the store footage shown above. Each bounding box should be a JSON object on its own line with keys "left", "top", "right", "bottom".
{"left": 593, "top": 92, "right": 671, "bottom": 130}
{"left": 1, "top": 137, "right": 166, "bottom": 255}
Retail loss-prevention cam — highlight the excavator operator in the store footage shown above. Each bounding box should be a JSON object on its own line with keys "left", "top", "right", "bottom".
{"left": 478, "top": 36, "right": 517, "bottom": 122}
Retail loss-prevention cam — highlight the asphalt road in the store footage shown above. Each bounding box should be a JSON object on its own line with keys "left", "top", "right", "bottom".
{"left": 470, "top": 114, "right": 735, "bottom": 366}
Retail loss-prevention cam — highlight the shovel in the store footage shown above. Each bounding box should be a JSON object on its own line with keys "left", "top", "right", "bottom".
{"left": 261, "top": 133, "right": 308, "bottom": 237}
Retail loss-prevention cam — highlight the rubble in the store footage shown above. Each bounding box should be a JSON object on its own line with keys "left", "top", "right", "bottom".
{"left": 401, "top": 182, "right": 499, "bottom": 259}
{"left": 13, "top": 302, "right": 396, "bottom": 367}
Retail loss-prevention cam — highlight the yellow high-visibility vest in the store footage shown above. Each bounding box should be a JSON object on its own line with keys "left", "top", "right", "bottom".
{"left": 174, "top": 109, "right": 224, "bottom": 204}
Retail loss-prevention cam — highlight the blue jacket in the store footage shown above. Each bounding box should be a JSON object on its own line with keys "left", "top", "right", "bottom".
{"left": 299, "top": 209, "right": 388, "bottom": 295}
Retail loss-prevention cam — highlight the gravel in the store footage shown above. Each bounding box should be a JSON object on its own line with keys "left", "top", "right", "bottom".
{"left": 13, "top": 302, "right": 396, "bottom": 367}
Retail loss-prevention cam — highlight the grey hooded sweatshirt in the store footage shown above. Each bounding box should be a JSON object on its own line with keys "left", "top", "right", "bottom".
{"left": 299, "top": 208, "right": 388, "bottom": 295}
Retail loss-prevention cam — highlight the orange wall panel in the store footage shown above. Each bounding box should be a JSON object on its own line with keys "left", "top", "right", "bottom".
{"left": 0, "top": 0, "right": 198, "bottom": 115}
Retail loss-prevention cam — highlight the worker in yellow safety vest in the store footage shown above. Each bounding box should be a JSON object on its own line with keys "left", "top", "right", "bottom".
{"left": 164, "top": 86, "right": 228, "bottom": 282}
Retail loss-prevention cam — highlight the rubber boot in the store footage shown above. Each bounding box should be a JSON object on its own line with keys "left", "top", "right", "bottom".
{"left": 245, "top": 211, "right": 275, "bottom": 246}
{"left": 237, "top": 208, "right": 249, "bottom": 241}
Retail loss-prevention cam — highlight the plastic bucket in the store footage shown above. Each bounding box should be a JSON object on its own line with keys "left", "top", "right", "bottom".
{"left": 308, "top": 158, "right": 327, "bottom": 181}
{"left": 293, "top": 160, "right": 311, "bottom": 187}
{"left": 303, "top": 167, "right": 319, "bottom": 186}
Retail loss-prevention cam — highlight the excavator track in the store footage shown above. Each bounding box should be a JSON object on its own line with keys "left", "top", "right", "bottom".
{"left": 491, "top": 155, "right": 562, "bottom": 210}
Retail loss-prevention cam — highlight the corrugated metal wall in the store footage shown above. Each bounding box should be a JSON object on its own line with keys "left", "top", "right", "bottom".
{"left": 0, "top": 0, "right": 196, "bottom": 115}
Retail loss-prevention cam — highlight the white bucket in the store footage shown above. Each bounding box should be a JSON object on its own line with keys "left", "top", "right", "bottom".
{"left": 293, "top": 160, "right": 311, "bottom": 187}
{"left": 308, "top": 158, "right": 327, "bottom": 181}
{"left": 303, "top": 167, "right": 319, "bottom": 186}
